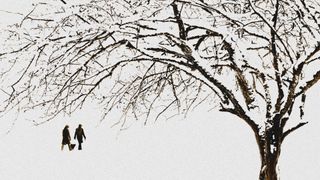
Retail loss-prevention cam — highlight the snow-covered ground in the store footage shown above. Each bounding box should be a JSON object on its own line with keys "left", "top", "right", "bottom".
{"left": 1, "top": 108, "right": 261, "bottom": 180}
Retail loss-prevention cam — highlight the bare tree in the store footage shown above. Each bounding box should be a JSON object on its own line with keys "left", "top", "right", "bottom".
{"left": 1, "top": 0, "right": 320, "bottom": 179}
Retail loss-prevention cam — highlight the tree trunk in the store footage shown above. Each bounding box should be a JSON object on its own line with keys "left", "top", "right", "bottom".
{"left": 259, "top": 151, "right": 280, "bottom": 180}
{"left": 258, "top": 128, "right": 282, "bottom": 180}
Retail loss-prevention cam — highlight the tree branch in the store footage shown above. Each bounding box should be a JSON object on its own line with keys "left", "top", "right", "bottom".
{"left": 282, "top": 122, "right": 308, "bottom": 142}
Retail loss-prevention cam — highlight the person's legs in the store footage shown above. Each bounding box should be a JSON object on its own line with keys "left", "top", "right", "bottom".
{"left": 68, "top": 143, "right": 72, "bottom": 151}
{"left": 61, "top": 144, "right": 64, "bottom": 151}
{"left": 78, "top": 139, "right": 82, "bottom": 150}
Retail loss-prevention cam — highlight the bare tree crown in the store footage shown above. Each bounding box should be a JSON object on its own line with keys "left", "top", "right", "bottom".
{"left": 0, "top": 0, "right": 319, "bottom": 132}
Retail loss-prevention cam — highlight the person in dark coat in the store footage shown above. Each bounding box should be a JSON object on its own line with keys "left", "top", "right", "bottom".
{"left": 74, "top": 124, "right": 86, "bottom": 150}
{"left": 61, "top": 125, "right": 72, "bottom": 151}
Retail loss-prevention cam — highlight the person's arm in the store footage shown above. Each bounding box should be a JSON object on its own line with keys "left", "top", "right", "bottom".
{"left": 67, "top": 130, "right": 71, "bottom": 141}
{"left": 74, "top": 129, "right": 77, "bottom": 139}
{"left": 83, "top": 130, "right": 86, "bottom": 140}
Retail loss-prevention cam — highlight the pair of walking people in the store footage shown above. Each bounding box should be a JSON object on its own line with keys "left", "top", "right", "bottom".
{"left": 61, "top": 124, "right": 86, "bottom": 151}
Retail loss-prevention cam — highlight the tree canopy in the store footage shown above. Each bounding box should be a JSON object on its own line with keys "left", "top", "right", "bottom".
{"left": 1, "top": 0, "right": 319, "bottom": 128}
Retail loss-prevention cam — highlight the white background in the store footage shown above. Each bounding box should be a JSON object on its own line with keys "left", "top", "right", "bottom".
{"left": 0, "top": 1, "right": 319, "bottom": 179}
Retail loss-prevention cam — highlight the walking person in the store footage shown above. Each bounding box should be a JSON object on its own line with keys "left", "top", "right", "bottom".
{"left": 74, "top": 124, "right": 86, "bottom": 150}
{"left": 61, "top": 125, "right": 72, "bottom": 151}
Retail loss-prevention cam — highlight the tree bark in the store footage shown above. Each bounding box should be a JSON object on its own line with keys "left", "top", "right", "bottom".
{"left": 259, "top": 151, "right": 280, "bottom": 180}
{"left": 258, "top": 127, "right": 282, "bottom": 180}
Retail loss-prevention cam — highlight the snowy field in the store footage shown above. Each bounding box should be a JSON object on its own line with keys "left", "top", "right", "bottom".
{"left": 1, "top": 108, "right": 261, "bottom": 180}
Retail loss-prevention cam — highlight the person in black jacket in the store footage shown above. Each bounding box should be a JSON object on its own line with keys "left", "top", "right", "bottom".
{"left": 61, "top": 125, "right": 72, "bottom": 151}
{"left": 74, "top": 124, "right": 86, "bottom": 150}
